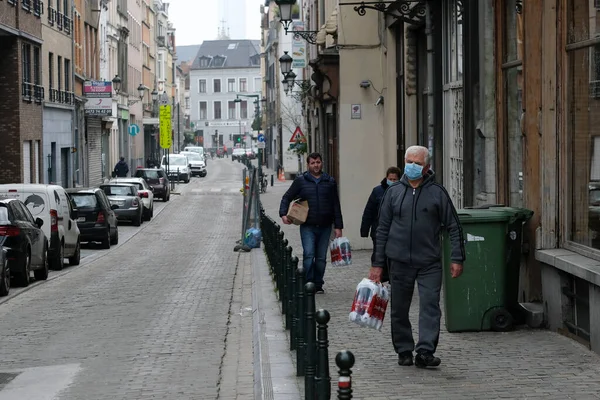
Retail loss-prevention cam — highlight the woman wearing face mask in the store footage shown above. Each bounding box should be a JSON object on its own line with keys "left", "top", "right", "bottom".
{"left": 360, "top": 166, "right": 402, "bottom": 282}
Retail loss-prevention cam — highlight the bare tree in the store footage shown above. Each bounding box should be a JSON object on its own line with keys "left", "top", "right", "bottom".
{"left": 280, "top": 100, "right": 306, "bottom": 173}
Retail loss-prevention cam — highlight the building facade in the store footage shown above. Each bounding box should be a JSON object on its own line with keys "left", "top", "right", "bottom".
{"left": 0, "top": 0, "right": 44, "bottom": 184}
{"left": 43, "top": 0, "right": 75, "bottom": 187}
{"left": 189, "top": 40, "right": 262, "bottom": 152}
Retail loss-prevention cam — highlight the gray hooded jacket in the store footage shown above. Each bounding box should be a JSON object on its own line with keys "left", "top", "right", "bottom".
{"left": 373, "top": 170, "right": 465, "bottom": 268}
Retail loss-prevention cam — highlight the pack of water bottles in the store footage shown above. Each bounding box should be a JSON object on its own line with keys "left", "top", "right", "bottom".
{"left": 349, "top": 278, "right": 389, "bottom": 331}
{"left": 330, "top": 236, "right": 352, "bottom": 266}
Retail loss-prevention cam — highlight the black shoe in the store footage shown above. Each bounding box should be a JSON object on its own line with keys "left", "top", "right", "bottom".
{"left": 397, "top": 352, "right": 413, "bottom": 366}
{"left": 315, "top": 287, "right": 325, "bottom": 294}
{"left": 415, "top": 352, "right": 441, "bottom": 368}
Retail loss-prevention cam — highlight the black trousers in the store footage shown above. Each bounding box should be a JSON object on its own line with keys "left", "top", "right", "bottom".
{"left": 389, "top": 260, "right": 442, "bottom": 355}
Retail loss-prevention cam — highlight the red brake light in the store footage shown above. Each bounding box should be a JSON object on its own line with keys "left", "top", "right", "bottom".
{"left": 138, "top": 192, "right": 149, "bottom": 198}
{"left": 50, "top": 209, "right": 58, "bottom": 232}
{"left": 96, "top": 212, "right": 106, "bottom": 224}
{"left": 0, "top": 226, "right": 20, "bottom": 236}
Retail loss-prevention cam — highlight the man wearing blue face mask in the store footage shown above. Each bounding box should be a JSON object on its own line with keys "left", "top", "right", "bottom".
{"left": 369, "top": 145, "right": 465, "bottom": 369}
{"left": 360, "top": 166, "right": 402, "bottom": 282}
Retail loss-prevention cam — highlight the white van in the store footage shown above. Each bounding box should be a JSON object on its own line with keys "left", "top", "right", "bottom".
{"left": 0, "top": 184, "right": 81, "bottom": 270}
{"left": 182, "top": 146, "right": 205, "bottom": 160}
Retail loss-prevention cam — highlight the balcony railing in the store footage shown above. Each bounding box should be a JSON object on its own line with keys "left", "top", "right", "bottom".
{"left": 56, "top": 11, "right": 63, "bottom": 30}
{"left": 22, "top": 0, "right": 31, "bottom": 12}
{"left": 7, "top": 0, "right": 16, "bottom": 6}
{"left": 34, "top": 85, "right": 44, "bottom": 103}
{"left": 22, "top": 82, "right": 33, "bottom": 102}
{"left": 33, "top": 0, "right": 42, "bottom": 16}
{"left": 48, "top": 88, "right": 73, "bottom": 104}
{"left": 63, "top": 15, "right": 72, "bottom": 35}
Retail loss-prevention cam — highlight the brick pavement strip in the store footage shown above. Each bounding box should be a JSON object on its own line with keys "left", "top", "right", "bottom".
{"left": 0, "top": 160, "right": 255, "bottom": 400}
{"left": 260, "top": 179, "right": 600, "bottom": 399}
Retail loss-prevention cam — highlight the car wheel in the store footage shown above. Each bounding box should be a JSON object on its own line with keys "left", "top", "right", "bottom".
{"left": 111, "top": 227, "right": 119, "bottom": 245}
{"left": 134, "top": 212, "right": 142, "bottom": 226}
{"left": 0, "top": 257, "right": 10, "bottom": 296}
{"left": 15, "top": 248, "right": 31, "bottom": 287}
{"left": 34, "top": 245, "right": 49, "bottom": 281}
{"left": 50, "top": 243, "right": 64, "bottom": 271}
{"left": 101, "top": 229, "right": 111, "bottom": 249}
{"left": 68, "top": 240, "right": 81, "bottom": 266}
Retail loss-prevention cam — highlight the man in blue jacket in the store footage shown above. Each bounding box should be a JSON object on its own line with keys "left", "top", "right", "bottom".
{"left": 280, "top": 152, "right": 343, "bottom": 294}
{"left": 369, "top": 145, "right": 465, "bottom": 369}
{"left": 360, "top": 166, "right": 402, "bottom": 282}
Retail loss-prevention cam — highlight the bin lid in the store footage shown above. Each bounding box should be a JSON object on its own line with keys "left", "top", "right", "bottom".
{"left": 459, "top": 205, "right": 534, "bottom": 224}
{"left": 467, "top": 204, "right": 533, "bottom": 223}
{"left": 456, "top": 208, "right": 515, "bottom": 224}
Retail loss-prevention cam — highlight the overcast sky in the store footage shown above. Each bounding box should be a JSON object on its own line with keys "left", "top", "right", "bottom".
{"left": 168, "top": 0, "right": 264, "bottom": 46}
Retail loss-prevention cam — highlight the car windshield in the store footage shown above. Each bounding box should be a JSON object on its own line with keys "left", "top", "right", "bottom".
{"left": 183, "top": 153, "right": 202, "bottom": 161}
{"left": 169, "top": 157, "right": 188, "bottom": 166}
{"left": 71, "top": 193, "right": 98, "bottom": 208}
{"left": 102, "top": 185, "right": 135, "bottom": 196}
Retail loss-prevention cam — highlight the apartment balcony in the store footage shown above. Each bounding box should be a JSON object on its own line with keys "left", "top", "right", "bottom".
{"left": 48, "top": 88, "right": 74, "bottom": 105}
{"left": 22, "top": 83, "right": 44, "bottom": 104}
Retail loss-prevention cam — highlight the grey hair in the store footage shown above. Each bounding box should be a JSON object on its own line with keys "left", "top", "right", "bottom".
{"left": 405, "top": 145, "right": 430, "bottom": 164}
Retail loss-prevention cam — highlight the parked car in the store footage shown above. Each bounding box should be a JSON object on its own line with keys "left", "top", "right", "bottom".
{"left": 182, "top": 146, "right": 206, "bottom": 161}
{"left": 110, "top": 178, "right": 155, "bottom": 221}
{"left": 180, "top": 151, "right": 207, "bottom": 177}
{"left": 161, "top": 154, "right": 191, "bottom": 183}
{"left": 0, "top": 199, "right": 48, "bottom": 287}
{"left": 232, "top": 148, "right": 246, "bottom": 161}
{"left": 66, "top": 188, "right": 119, "bottom": 249}
{"left": 0, "top": 184, "right": 80, "bottom": 270}
{"left": 0, "top": 246, "right": 8, "bottom": 296}
{"left": 100, "top": 183, "right": 143, "bottom": 226}
{"left": 134, "top": 168, "right": 170, "bottom": 202}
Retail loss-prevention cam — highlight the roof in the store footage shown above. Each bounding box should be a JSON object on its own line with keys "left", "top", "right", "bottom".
{"left": 190, "top": 40, "right": 261, "bottom": 70}
{"left": 176, "top": 44, "right": 202, "bottom": 64}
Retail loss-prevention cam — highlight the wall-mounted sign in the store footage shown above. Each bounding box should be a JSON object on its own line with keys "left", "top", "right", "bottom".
{"left": 351, "top": 104, "right": 362, "bottom": 120}
{"left": 84, "top": 81, "right": 113, "bottom": 116}
{"left": 292, "top": 20, "right": 307, "bottom": 69}
{"left": 207, "top": 121, "right": 248, "bottom": 127}
{"left": 159, "top": 105, "right": 172, "bottom": 149}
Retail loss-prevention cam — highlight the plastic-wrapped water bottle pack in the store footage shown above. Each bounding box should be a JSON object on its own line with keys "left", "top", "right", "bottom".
{"left": 349, "top": 278, "right": 389, "bottom": 331}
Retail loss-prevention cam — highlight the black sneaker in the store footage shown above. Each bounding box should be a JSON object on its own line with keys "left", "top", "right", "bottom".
{"left": 315, "top": 287, "right": 325, "bottom": 294}
{"left": 397, "top": 352, "right": 413, "bottom": 366}
{"left": 415, "top": 352, "right": 441, "bottom": 368}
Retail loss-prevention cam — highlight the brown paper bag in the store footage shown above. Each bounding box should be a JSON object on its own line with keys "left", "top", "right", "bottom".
{"left": 287, "top": 199, "right": 309, "bottom": 225}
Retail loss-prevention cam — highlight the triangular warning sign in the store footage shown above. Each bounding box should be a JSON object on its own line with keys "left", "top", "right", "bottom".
{"left": 289, "top": 126, "right": 305, "bottom": 143}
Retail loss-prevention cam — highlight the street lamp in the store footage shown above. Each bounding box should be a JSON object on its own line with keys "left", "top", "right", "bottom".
{"left": 137, "top": 84, "right": 146, "bottom": 99}
{"left": 284, "top": 70, "right": 297, "bottom": 92}
{"left": 279, "top": 51, "right": 293, "bottom": 76}
{"left": 112, "top": 74, "right": 122, "bottom": 93}
{"left": 151, "top": 87, "right": 158, "bottom": 101}
{"left": 282, "top": 79, "right": 291, "bottom": 95}
{"left": 275, "top": 0, "right": 296, "bottom": 33}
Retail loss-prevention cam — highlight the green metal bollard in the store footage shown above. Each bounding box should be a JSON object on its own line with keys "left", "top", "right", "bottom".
{"left": 290, "top": 255, "right": 298, "bottom": 351}
{"left": 296, "top": 265, "right": 306, "bottom": 377}
{"left": 304, "top": 282, "right": 317, "bottom": 399}
{"left": 315, "top": 309, "right": 331, "bottom": 400}
{"left": 285, "top": 245, "right": 293, "bottom": 331}
{"left": 281, "top": 238, "right": 289, "bottom": 315}
{"left": 276, "top": 230, "right": 284, "bottom": 291}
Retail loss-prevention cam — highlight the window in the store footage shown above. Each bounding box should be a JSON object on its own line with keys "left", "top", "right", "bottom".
{"left": 48, "top": 52, "right": 54, "bottom": 89}
{"left": 566, "top": 0, "right": 600, "bottom": 251}
{"left": 157, "top": 52, "right": 164, "bottom": 80}
{"left": 198, "top": 79, "right": 206, "bottom": 93}
{"left": 199, "top": 101, "right": 207, "bottom": 119}
{"left": 64, "top": 58, "right": 70, "bottom": 92}
{"left": 185, "top": 97, "right": 190, "bottom": 109}
{"left": 228, "top": 78, "right": 236, "bottom": 92}
{"left": 228, "top": 101, "right": 236, "bottom": 119}
{"left": 213, "top": 79, "right": 221, "bottom": 93}
{"left": 57, "top": 55, "right": 62, "bottom": 90}
{"left": 22, "top": 44, "right": 31, "bottom": 84}
{"left": 33, "top": 47, "right": 40, "bottom": 86}
{"left": 240, "top": 78, "right": 247, "bottom": 92}
{"left": 443, "top": 0, "right": 463, "bottom": 83}
{"left": 254, "top": 77, "right": 261, "bottom": 92}
{"left": 240, "top": 100, "right": 248, "bottom": 119}
{"left": 213, "top": 101, "right": 221, "bottom": 119}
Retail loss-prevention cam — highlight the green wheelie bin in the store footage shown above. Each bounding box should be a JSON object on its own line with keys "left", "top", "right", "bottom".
{"left": 442, "top": 206, "right": 533, "bottom": 332}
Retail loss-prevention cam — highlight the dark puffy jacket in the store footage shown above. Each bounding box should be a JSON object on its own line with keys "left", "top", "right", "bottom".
{"left": 114, "top": 160, "right": 129, "bottom": 177}
{"left": 374, "top": 170, "right": 465, "bottom": 268}
{"left": 279, "top": 172, "right": 343, "bottom": 229}
{"left": 360, "top": 178, "right": 390, "bottom": 239}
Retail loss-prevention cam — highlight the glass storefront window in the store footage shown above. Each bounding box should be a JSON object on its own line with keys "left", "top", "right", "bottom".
{"left": 567, "top": 1, "right": 600, "bottom": 250}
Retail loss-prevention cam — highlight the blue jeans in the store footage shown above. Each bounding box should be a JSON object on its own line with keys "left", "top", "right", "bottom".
{"left": 299, "top": 224, "right": 332, "bottom": 288}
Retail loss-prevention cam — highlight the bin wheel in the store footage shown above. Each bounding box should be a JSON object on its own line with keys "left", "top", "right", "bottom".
{"left": 490, "top": 308, "right": 514, "bottom": 332}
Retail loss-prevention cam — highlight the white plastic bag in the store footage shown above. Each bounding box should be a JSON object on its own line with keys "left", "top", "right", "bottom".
{"left": 349, "top": 278, "right": 389, "bottom": 331}
{"left": 330, "top": 236, "right": 352, "bottom": 266}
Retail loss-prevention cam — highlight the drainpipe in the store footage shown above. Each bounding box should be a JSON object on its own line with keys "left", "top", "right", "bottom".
{"left": 425, "top": 1, "right": 435, "bottom": 172}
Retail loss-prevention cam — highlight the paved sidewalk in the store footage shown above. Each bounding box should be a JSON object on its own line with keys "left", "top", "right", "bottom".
{"left": 259, "top": 176, "right": 600, "bottom": 399}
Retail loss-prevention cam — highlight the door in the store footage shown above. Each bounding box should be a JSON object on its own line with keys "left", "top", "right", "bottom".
{"left": 23, "top": 141, "right": 31, "bottom": 184}
{"left": 34, "top": 141, "right": 40, "bottom": 184}
{"left": 61, "top": 147, "right": 69, "bottom": 188}
{"left": 17, "top": 202, "right": 45, "bottom": 266}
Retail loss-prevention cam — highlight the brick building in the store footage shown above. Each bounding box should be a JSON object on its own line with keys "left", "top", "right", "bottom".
{"left": 0, "top": 0, "right": 44, "bottom": 184}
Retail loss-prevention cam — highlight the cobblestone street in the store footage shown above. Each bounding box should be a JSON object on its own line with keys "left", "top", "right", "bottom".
{"left": 0, "top": 159, "right": 253, "bottom": 400}
{"left": 260, "top": 173, "right": 600, "bottom": 400}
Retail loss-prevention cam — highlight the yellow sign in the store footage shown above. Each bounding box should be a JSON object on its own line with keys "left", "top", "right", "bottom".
{"left": 159, "top": 105, "right": 172, "bottom": 149}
